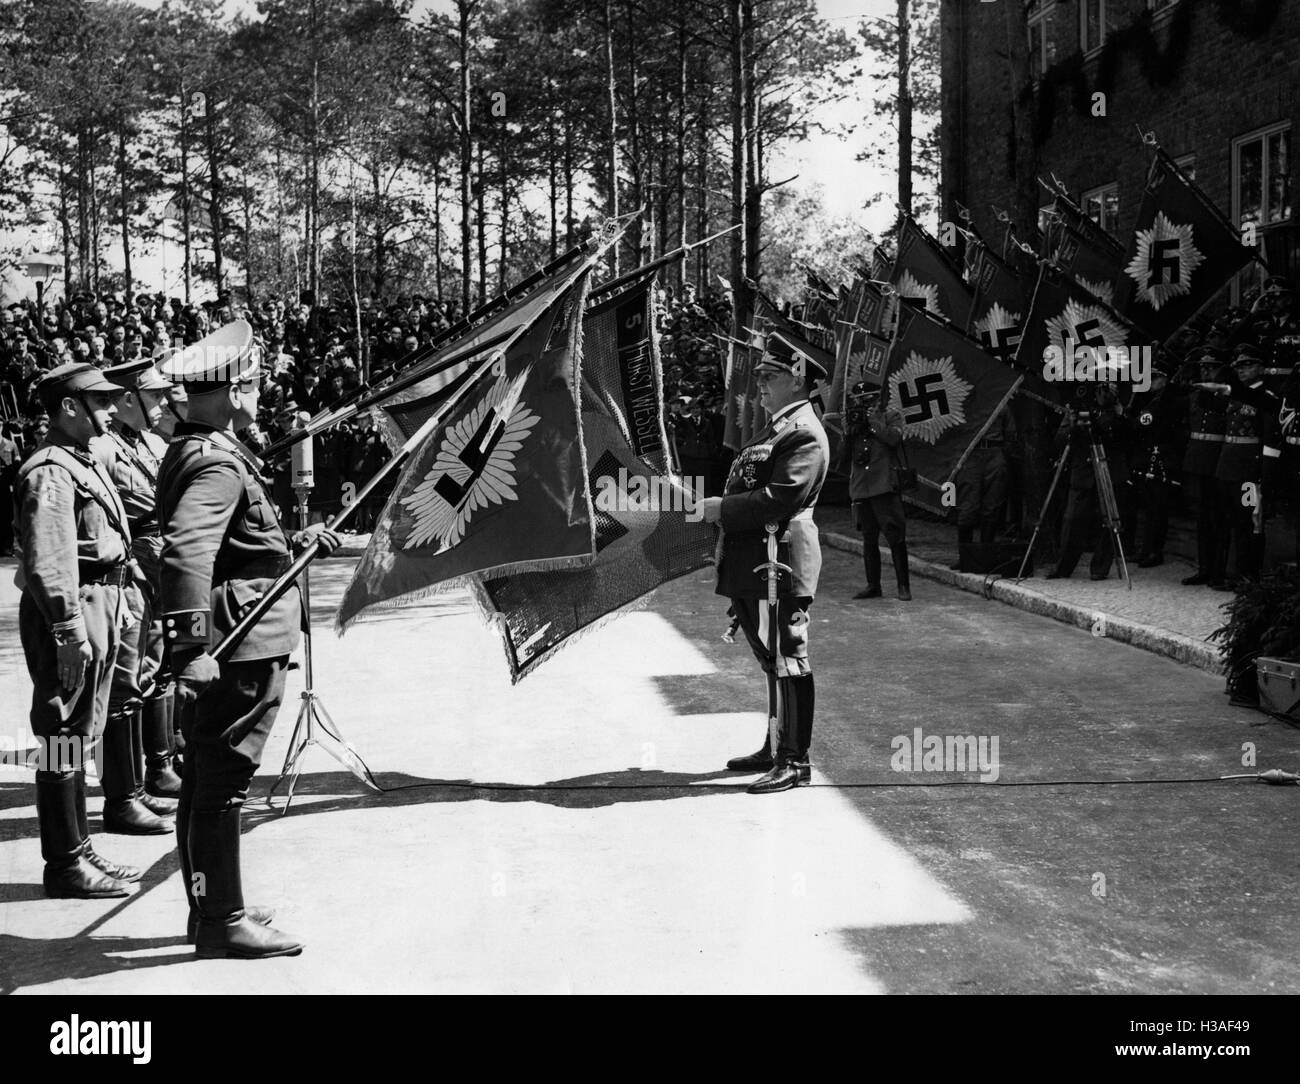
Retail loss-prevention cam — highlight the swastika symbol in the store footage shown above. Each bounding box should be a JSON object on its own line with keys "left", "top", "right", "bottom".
{"left": 981, "top": 326, "right": 1021, "bottom": 360}
{"left": 896, "top": 373, "right": 950, "bottom": 424}
{"left": 433, "top": 410, "right": 505, "bottom": 507}
{"left": 1146, "top": 238, "right": 1180, "bottom": 286}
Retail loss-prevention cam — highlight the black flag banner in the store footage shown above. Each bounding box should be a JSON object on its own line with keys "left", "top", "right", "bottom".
{"left": 886, "top": 301, "right": 1022, "bottom": 516}
{"left": 1042, "top": 196, "right": 1126, "bottom": 305}
{"left": 473, "top": 280, "right": 715, "bottom": 682}
{"left": 1115, "top": 148, "right": 1256, "bottom": 341}
{"left": 889, "top": 216, "right": 973, "bottom": 326}
{"left": 966, "top": 243, "right": 1030, "bottom": 366}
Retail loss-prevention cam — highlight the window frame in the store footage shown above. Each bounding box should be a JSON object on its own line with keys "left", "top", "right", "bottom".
{"left": 1231, "top": 121, "right": 1292, "bottom": 301}
{"left": 1079, "top": 0, "right": 1114, "bottom": 57}
{"left": 1027, "top": 1, "right": 1057, "bottom": 77}
{"left": 1081, "top": 182, "right": 1121, "bottom": 236}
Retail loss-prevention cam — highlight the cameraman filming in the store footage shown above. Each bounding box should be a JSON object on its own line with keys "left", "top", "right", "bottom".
{"left": 1046, "top": 382, "right": 1134, "bottom": 581}
{"left": 844, "top": 382, "right": 911, "bottom": 600}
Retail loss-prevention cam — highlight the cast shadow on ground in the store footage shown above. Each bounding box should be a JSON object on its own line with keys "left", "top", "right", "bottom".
{"left": 0, "top": 763, "right": 748, "bottom": 992}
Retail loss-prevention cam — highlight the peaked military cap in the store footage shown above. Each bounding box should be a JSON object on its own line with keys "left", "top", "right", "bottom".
{"left": 159, "top": 319, "right": 261, "bottom": 390}
{"left": 103, "top": 356, "right": 172, "bottom": 392}
{"left": 37, "top": 362, "right": 126, "bottom": 398}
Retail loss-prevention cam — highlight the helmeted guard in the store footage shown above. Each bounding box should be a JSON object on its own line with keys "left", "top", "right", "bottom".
{"left": 1213, "top": 342, "right": 1282, "bottom": 586}
{"left": 92, "top": 357, "right": 181, "bottom": 837}
{"left": 1180, "top": 346, "right": 1231, "bottom": 586}
{"left": 156, "top": 320, "right": 339, "bottom": 958}
{"left": 702, "top": 343, "right": 829, "bottom": 795}
{"left": 13, "top": 363, "right": 142, "bottom": 898}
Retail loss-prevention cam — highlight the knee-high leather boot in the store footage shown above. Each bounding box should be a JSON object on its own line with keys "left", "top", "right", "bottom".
{"left": 74, "top": 769, "right": 141, "bottom": 883}
{"left": 855, "top": 539, "right": 882, "bottom": 598}
{"left": 37, "top": 770, "right": 134, "bottom": 899}
{"left": 143, "top": 695, "right": 182, "bottom": 799}
{"left": 101, "top": 709, "right": 173, "bottom": 834}
{"left": 190, "top": 807, "right": 300, "bottom": 959}
{"left": 891, "top": 541, "right": 912, "bottom": 600}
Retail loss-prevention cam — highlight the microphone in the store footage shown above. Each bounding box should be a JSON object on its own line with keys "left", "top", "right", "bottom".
{"left": 291, "top": 412, "right": 314, "bottom": 490}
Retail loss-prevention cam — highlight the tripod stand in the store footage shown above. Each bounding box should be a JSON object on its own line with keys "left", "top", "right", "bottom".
{"left": 266, "top": 483, "right": 378, "bottom": 814}
{"left": 1017, "top": 416, "right": 1131, "bottom": 589}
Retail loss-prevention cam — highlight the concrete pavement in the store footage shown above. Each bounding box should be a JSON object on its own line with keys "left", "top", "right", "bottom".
{"left": 2, "top": 545, "right": 1297, "bottom": 994}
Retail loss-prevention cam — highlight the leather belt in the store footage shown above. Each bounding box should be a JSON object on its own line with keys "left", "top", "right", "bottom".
{"left": 1224, "top": 436, "right": 1260, "bottom": 445}
{"left": 80, "top": 562, "right": 130, "bottom": 587}
{"left": 1190, "top": 432, "right": 1224, "bottom": 441}
{"left": 215, "top": 554, "right": 293, "bottom": 583}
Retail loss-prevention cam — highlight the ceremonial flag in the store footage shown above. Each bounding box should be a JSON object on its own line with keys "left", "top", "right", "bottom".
{"left": 886, "top": 301, "right": 1022, "bottom": 515}
{"left": 966, "top": 243, "right": 1030, "bottom": 366}
{"left": 472, "top": 281, "right": 715, "bottom": 682}
{"left": 1041, "top": 196, "right": 1125, "bottom": 304}
{"left": 889, "top": 216, "right": 973, "bottom": 325}
{"left": 1115, "top": 149, "right": 1256, "bottom": 340}
{"left": 337, "top": 272, "right": 595, "bottom": 629}
{"left": 829, "top": 279, "right": 891, "bottom": 415}
{"left": 870, "top": 245, "right": 893, "bottom": 283}
{"left": 1015, "top": 264, "right": 1155, "bottom": 402}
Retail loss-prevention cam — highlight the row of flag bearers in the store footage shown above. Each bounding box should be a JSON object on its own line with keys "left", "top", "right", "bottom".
{"left": 13, "top": 323, "right": 337, "bottom": 958}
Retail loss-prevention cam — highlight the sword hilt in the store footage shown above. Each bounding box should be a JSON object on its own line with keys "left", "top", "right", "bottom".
{"left": 755, "top": 521, "right": 791, "bottom": 606}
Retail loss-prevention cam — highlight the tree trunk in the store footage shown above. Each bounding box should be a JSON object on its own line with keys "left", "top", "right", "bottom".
{"left": 498, "top": 153, "right": 509, "bottom": 293}
{"left": 310, "top": 60, "right": 321, "bottom": 297}
{"left": 243, "top": 174, "right": 253, "bottom": 298}
{"left": 624, "top": 0, "right": 642, "bottom": 266}
{"left": 89, "top": 122, "right": 100, "bottom": 293}
{"left": 563, "top": 109, "right": 575, "bottom": 248}
{"left": 273, "top": 142, "right": 283, "bottom": 293}
{"left": 433, "top": 165, "right": 444, "bottom": 303}
{"left": 180, "top": 89, "right": 192, "bottom": 303}
{"left": 741, "top": 0, "right": 760, "bottom": 287}
{"left": 695, "top": 79, "right": 709, "bottom": 293}
{"left": 458, "top": 0, "right": 473, "bottom": 313}
{"left": 76, "top": 125, "right": 89, "bottom": 291}
{"left": 728, "top": 0, "right": 748, "bottom": 337}
{"left": 897, "top": 0, "right": 913, "bottom": 221}
{"left": 475, "top": 140, "right": 487, "bottom": 304}
{"left": 372, "top": 160, "right": 385, "bottom": 296}
{"left": 118, "top": 124, "right": 132, "bottom": 301}
{"left": 59, "top": 163, "right": 72, "bottom": 300}
{"left": 205, "top": 96, "right": 224, "bottom": 295}
{"left": 674, "top": 8, "right": 688, "bottom": 290}
{"left": 604, "top": 0, "right": 619, "bottom": 274}
{"left": 547, "top": 88, "right": 558, "bottom": 260}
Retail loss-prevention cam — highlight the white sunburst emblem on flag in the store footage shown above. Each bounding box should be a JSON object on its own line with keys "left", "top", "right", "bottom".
{"left": 1045, "top": 299, "right": 1129, "bottom": 371}
{"left": 887, "top": 350, "right": 972, "bottom": 445}
{"left": 398, "top": 367, "right": 539, "bottom": 552}
{"left": 1077, "top": 277, "right": 1115, "bottom": 305}
{"left": 1123, "top": 210, "right": 1204, "bottom": 310}
{"left": 895, "top": 270, "right": 945, "bottom": 320}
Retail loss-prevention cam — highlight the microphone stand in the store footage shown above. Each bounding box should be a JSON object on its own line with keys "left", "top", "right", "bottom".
{"left": 266, "top": 441, "right": 377, "bottom": 814}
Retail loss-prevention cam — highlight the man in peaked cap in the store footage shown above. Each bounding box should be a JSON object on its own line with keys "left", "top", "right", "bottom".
{"left": 156, "top": 320, "right": 339, "bottom": 957}
{"left": 701, "top": 340, "right": 830, "bottom": 795}
{"left": 1181, "top": 345, "right": 1232, "bottom": 586}
{"left": 14, "top": 363, "right": 144, "bottom": 898}
{"left": 93, "top": 359, "right": 183, "bottom": 840}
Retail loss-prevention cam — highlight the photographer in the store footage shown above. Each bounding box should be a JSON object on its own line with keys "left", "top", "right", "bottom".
{"left": 844, "top": 382, "right": 911, "bottom": 601}
{"left": 1046, "top": 383, "right": 1134, "bottom": 581}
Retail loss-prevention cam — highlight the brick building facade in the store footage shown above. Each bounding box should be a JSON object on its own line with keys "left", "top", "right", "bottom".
{"left": 939, "top": 0, "right": 1298, "bottom": 293}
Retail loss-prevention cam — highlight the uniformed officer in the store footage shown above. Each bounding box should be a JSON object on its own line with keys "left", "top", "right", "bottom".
{"left": 157, "top": 320, "right": 339, "bottom": 958}
{"left": 1129, "top": 360, "right": 1187, "bottom": 568}
{"left": 1254, "top": 277, "right": 1299, "bottom": 397}
{"left": 92, "top": 358, "right": 181, "bottom": 837}
{"left": 1180, "top": 346, "right": 1231, "bottom": 586}
{"left": 14, "top": 363, "right": 141, "bottom": 898}
{"left": 1212, "top": 342, "right": 1282, "bottom": 587}
{"left": 701, "top": 345, "right": 830, "bottom": 795}
{"left": 843, "top": 382, "right": 911, "bottom": 599}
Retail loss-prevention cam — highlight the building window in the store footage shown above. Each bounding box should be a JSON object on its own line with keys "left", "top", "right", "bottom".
{"left": 1028, "top": 1, "right": 1057, "bottom": 76}
{"left": 1233, "top": 122, "right": 1292, "bottom": 300}
{"left": 1082, "top": 183, "right": 1120, "bottom": 235}
{"left": 1175, "top": 153, "right": 1196, "bottom": 182}
{"left": 1080, "top": 0, "right": 1116, "bottom": 56}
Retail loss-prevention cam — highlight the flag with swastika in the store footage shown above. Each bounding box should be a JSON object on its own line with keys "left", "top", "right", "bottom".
{"left": 885, "top": 301, "right": 1022, "bottom": 515}
{"left": 1115, "top": 149, "right": 1256, "bottom": 341}
{"left": 336, "top": 271, "right": 596, "bottom": 630}
{"left": 889, "top": 216, "right": 973, "bottom": 326}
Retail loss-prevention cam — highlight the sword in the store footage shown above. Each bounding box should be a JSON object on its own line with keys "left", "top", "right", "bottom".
{"left": 754, "top": 522, "right": 792, "bottom": 761}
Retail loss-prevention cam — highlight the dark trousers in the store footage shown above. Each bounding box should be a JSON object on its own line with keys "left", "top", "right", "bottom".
{"left": 955, "top": 448, "right": 1008, "bottom": 530}
{"left": 1190, "top": 474, "right": 1228, "bottom": 579}
{"left": 1220, "top": 478, "right": 1265, "bottom": 580}
{"left": 19, "top": 585, "right": 124, "bottom": 762}
{"left": 853, "top": 493, "right": 906, "bottom": 546}
{"left": 1055, "top": 485, "right": 1122, "bottom": 578}
{"left": 179, "top": 656, "right": 288, "bottom": 812}
{"left": 1135, "top": 477, "right": 1174, "bottom": 557}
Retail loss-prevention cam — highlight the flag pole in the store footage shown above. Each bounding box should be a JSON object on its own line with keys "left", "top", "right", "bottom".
{"left": 587, "top": 223, "right": 740, "bottom": 300}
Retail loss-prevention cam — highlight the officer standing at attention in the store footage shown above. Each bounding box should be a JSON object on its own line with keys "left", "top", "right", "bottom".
{"left": 1180, "top": 346, "right": 1231, "bottom": 587}
{"left": 14, "top": 363, "right": 142, "bottom": 898}
{"left": 94, "top": 358, "right": 182, "bottom": 838}
{"left": 843, "top": 382, "right": 912, "bottom": 599}
{"left": 701, "top": 344, "right": 829, "bottom": 795}
{"left": 157, "top": 320, "right": 339, "bottom": 958}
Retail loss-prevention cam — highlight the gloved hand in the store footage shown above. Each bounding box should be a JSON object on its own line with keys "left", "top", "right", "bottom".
{"left": 173, "top": 649, "right": 220, "bottom": 705}
{"left": 292, "top": 523, "right": 343, "bottom": 556}
{"left": 56, "top": 638, "right": 92, "bottom": 691}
